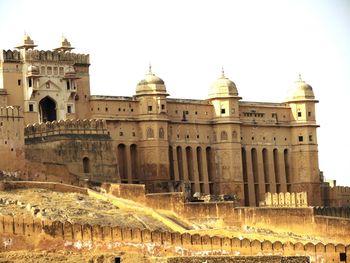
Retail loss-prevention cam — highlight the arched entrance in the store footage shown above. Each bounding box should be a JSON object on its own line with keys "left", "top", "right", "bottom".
{"left": 39, "top": 96, "right": 57, "bottom": 122}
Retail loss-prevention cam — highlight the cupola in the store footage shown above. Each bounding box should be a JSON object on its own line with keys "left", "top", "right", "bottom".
{"left": 286, "top": 74, "right": 315, "bottom": 101}
{"left": 15, "top": 33, "right": 37, "bottom": 50}
{"left": 135, "top": 65, "right": 168, "bottom": 96}
{"left": 53, "top": 35, "right": 75, "bottom": 52}
{"left": 208, "top": 68, "right": 239, "bottom": 99}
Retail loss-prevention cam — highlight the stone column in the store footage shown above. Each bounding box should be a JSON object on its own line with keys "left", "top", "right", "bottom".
{"left": 278, "top": 150, "right": 287, "bottom": 192}
{"left": 172, "top": 147, "right": 180, "bottom": 181}
{"left": 126, "top": 144, "right": 132, "bottom": 183}
{"left": 268, "top": 149, "right": 277, "bottom": 193}
{"left": 192, "top": 146, "right": 200, "bottom": 193}
{"left": 245, "top": 147, "right": 256, "bottom": 206}
{"left": 182, "top": 147, "right": 189, "bottom": 181}
{"left": 201, "top": 147, "right": 210, "bottom": 194}
{"left": 256, "top": 147, "right": 266, "bottom": 204}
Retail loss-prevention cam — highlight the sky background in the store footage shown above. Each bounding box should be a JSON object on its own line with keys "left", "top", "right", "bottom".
{"left": 0, "top": 0, "right": 349, "bottom": 185}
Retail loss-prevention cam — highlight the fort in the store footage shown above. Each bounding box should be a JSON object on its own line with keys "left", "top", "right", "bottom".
{"left": 0, "top": 34, "right": 349, "bottom": 262}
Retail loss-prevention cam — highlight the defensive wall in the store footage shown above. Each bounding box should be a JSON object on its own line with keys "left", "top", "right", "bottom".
{"left": 166, "top": 256, "right": 310, "bottom": 263}
{"left": 0, "top": 106, "right": 25, "bottom": 172}
{"left": 0, "top": 213, "right": 349, "bottom": 262}
{"left": 102, "top": 183, "right": 350, "bottom": 244}
{"left": 24, "top": 119, "right": 118, "bottom": 183}
{"left": 0, "top": 181, "right": 349, "bottom": 262}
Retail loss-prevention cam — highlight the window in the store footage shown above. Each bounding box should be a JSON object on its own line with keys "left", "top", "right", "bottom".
{"left": 59, "top": 67, "right": 64, "bottom": 75}
{"left": 309, "top": 135, "right": 313, "bottom": 142}
{"left": 298, "top": 136, "right": 303, "bottom": 142}
{"left": 28, "top": 78, "right": 32, "bottom": 87}
{"left": 119, "top": 132, "right": 123, "bottom": 136}
{"left": 297, "top": 112, "right": 302, "bottom": 117}
{"left": 53, "top": 67, "right": 58, "bottom": 75}
{"left": 221, "top": 108, "right": 226, "bottom": 114}
{"left": 29, "top": 104, "right": 34, "bottom": 112}
{"left": 18, "top": 79, "right": 21, "bottom": 86}
{"left": 47, "top": 67, "right": 52, "bottom": 75}
{"left": 66, "top": 80, "right": 70, "bottom": 90}
{"left": 161, "top": 104, "right": 165, "bottom": 110}
{"left": 105, "top": 107, "right": 108, "bottom": 112}
{"left": 132, "top": 132, "right": 136, "bottom": 137}
{"left": 308, "top": 111, "right": 311, "bottom": 117}
{"left": 148, "top": 106, "right": 152, "bottom": 112}
{"left": 67, "top": 105, "right": 72, "bottom": 113}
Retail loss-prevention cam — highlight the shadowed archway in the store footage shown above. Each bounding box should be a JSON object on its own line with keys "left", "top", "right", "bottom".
{"left": 39, "top": 96, "right": 57, "bottom": 122}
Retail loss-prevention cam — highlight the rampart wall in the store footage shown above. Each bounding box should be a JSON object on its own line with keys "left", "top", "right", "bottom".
{"left": 0, "top": 181, "right": 349, "bottom": 262}
{"left": 24, "top": 119, "right": 108, "bottom": 139}
{"left": 24, "top": 119, "right": 118, "bottom": 183}
{"left": 102, "top": 184, "right": 350, "bottom": 244}
{"left": 0, "top": 106, "right": 25, "bottom": 171}
{"left": 0, "top": 214, "right": 349, "bottom": 262}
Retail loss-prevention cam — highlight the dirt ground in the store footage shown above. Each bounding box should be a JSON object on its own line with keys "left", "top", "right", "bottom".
{"left": 0, "top": 188, "right": 173, "bottom": 231}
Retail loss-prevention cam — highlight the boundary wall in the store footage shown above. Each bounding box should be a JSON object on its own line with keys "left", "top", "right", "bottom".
{"left": 0, "top": 214, "right": 349, "bottom": 263}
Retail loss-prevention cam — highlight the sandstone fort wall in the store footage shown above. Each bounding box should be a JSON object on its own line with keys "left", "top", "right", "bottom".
{"left": 0, "top": 214, "right": 349, "bottom": 262}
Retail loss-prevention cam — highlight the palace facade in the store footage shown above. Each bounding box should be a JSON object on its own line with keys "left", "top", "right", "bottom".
{"left": 0, "top": 34, "right": 322, "bottom": 206}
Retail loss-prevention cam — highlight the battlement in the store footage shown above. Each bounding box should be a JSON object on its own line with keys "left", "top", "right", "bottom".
{"left": 0, "top": 49, "right": 89, "bottom": 65}
{"left": 0, "top": 106, "right": 22, "bottom": 119}
{"left": 263, "top": 192, "right": 308, "bottom": 207}
{"left": 332, "top": 186, "right": 350, "bottom": 194}
{"left": 24, "top": 119, "right": 107, "bottom": 138}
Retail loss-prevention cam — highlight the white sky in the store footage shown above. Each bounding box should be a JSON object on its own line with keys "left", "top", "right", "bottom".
{"left": 0, "top": 0, "right": 349, "bottom": 185}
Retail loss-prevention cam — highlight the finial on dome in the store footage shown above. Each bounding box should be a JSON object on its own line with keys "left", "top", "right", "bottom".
{"left": 298, "top": 73, "right": 302, "bottom": 81}
{"left": 221, "top": 66, "right": 225, "bottom": 78}
{"left": 148, "top": 63, "right": 153, "bottom": 74}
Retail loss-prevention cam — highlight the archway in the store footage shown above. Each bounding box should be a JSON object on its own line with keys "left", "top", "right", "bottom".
{"left": 39, "top": 96, "right": 57, "bottom": 122}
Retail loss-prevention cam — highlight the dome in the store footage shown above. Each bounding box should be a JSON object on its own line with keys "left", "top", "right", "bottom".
{"left": 208, "top": 69, "right": 239, "bottom": 99}
{"left": 286, "top": 74, "right": 315, "bottom": 101}
{"left": 135, "top": 65, "right": 167, "bottom": 95}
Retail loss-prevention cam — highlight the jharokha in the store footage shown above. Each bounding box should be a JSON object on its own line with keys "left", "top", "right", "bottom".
{"left": 0, "top": 34, "right": 349, "bottom": 262}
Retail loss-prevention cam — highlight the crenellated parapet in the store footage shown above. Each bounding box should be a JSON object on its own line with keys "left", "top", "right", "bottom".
{"left": 264, "top": 192, "right": 308, "bottom": 207}
{"left": 1, "top": 49, "right": 89, "bottom": 64}
{"left": 24, "top": 119, "right": 107, "bottom": 138}
{"left": 0, "top": 49, "right": 21, "bottom": 62}
{"left": 0, "top": 106, "right": 22, "bottom": 119}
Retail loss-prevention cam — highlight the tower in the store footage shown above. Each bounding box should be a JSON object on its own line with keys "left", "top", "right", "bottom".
{"left": 135, "top": 65, "right": 170, "bottom": 192}
{"left": 285, "top": 74, "right": 321, "bottom": 205}
{"left": 208, "top": 69, "right": 244, "bottom": 203}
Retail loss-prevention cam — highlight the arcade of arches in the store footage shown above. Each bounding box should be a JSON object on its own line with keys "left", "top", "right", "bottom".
{"left": 114, "top": 143, "right": 292, "bottom": 206}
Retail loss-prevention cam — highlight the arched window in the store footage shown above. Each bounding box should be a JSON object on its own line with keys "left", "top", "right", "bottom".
{"left": 220, "top": 131, "right": 228, "bottom": 141}
{"left": 159, "top": 127, "right": 164, "bottom": 139}
{"left": 83, "top": 157, "right": 90, "bottom": 174}
{"left": 232, "top": 130, "right": 237, "bottom": 141}
{"left": 146, "top": 127, "right": 154, "bottom": 138}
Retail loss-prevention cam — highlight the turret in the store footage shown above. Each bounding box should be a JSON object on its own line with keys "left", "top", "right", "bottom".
{"left": 286, "top": 74, "right": 321, "bottom": 206}
{"left": 135, "top": 65, "right": 168, "bottom": 115}
{"left": 208, "top": 68, "right": 241, "bottom": 120}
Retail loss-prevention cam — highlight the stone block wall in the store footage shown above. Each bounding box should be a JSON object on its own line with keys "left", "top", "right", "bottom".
{"left": 0, "top": 214, "right": 349, "bottom": 262}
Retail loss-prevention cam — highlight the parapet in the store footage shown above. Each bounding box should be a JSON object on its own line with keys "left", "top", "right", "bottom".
{"left": 1, "top": 49, "right": 89, "bottom": 65}
{"left": 0, "top": 106, "right": 22, "bottom": 119}
{"left": 24, "top": 119, "right": 107, "bottom": 139}
{"left": 263, "top": 192, "right": 308, "bottom": 207}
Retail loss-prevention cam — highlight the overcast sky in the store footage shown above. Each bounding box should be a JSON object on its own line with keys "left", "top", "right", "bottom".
{"left": 0, "top": 0, "right": 349, "bottom": 186}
